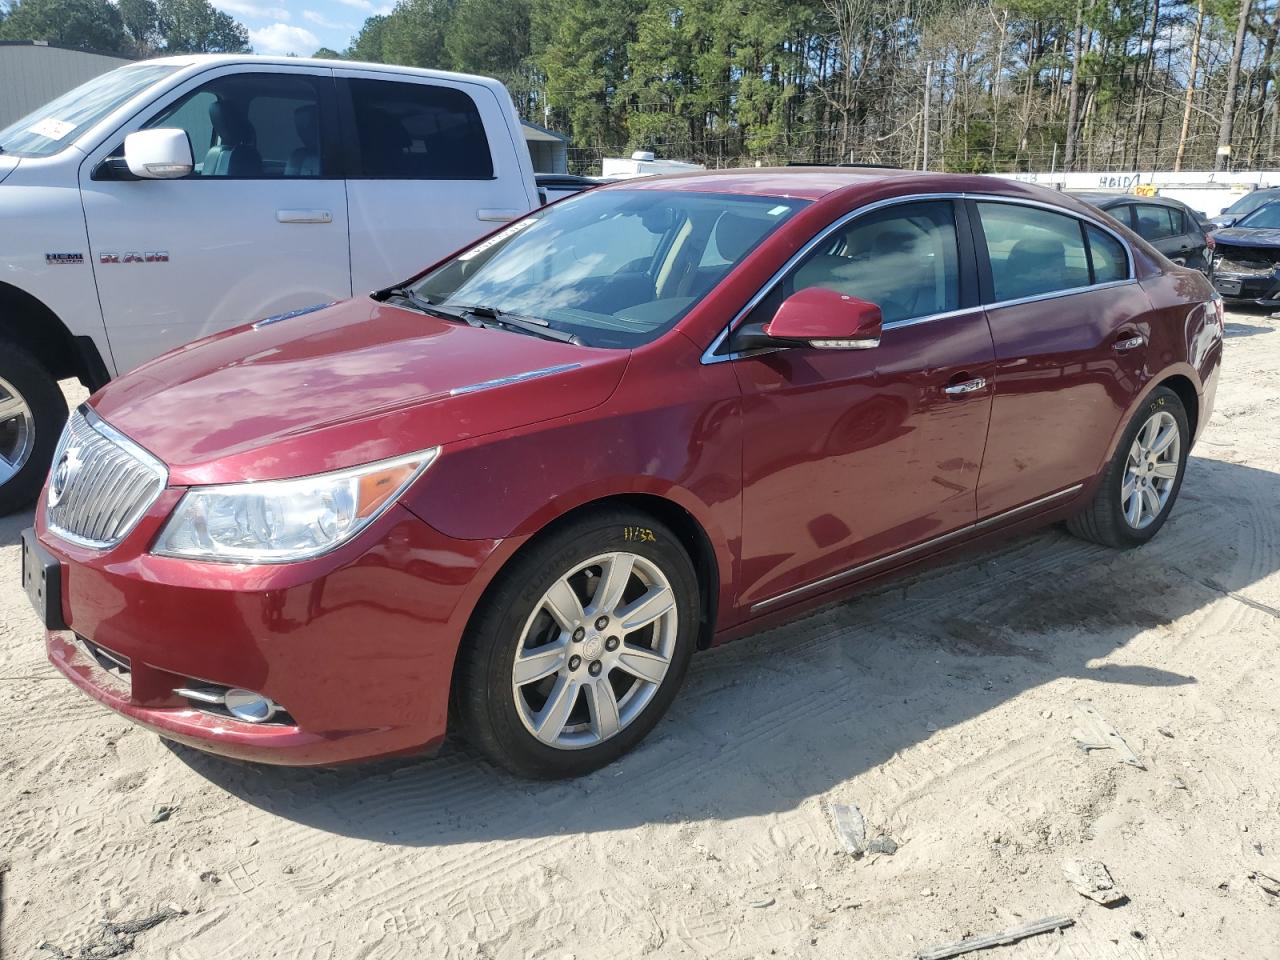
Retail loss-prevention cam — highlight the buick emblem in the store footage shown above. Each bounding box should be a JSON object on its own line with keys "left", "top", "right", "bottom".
{"left": 49, "top": 446, "right": 80, "bottom": 507}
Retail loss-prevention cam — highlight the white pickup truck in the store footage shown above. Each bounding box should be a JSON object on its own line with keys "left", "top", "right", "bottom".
{"left": 0, "top": 54, "right": 543, "bottom": 512}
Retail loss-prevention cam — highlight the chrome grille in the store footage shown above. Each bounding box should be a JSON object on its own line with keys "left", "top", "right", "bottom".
{"left": 46, "top": 407, "right": 167, "bottom": 549}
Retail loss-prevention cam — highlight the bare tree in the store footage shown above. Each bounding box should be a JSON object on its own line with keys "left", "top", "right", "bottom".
{"left": 1216, "top": 0, "right": 1254, "bottom": 170}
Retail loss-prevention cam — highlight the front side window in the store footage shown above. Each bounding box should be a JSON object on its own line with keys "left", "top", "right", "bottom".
{"left": 0, "top": 63, "right": 178, "bottom": 158}
{"left": 347, "top": 79, "right": 493, "bottom": 179}
{"left": 780, "top": 200, "right": 961, "bottom": 325}
{"left": 1133, "top": 204, "right": 1180, "bottom": 241}
{"left": 413, "top": 189, "right": 805, "bottom": 347}
{"left": 147, "top": 73, "right": 329, "bottom": 178}
{"left": 977, "top": 202, "right": 1090, "bottom": 301}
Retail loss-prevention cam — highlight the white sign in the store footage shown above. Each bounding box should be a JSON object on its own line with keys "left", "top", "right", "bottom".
{"left": 26, "top": 118, "right": 75, "bottom": 141}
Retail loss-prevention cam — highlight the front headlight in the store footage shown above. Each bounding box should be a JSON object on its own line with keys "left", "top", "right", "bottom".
{"left": 154, "top": 447, "right": 439, "bottom": 563}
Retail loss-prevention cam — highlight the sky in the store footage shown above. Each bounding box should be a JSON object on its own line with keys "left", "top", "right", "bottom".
{"left": 213, "top": 0, "right": 391, "bottom": 57}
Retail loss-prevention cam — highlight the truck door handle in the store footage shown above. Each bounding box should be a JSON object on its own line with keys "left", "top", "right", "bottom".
{"left": 477, "top": 208, "right": 523, "bottom": 222}
{"left": 276, "top": 209, "right": 332, "bottom": 224}
{"left": 944, "top": 376, "right": 987, "bottom": 396}
{"left": 1113, "top": 334, "right": 1146, "bottom": 352}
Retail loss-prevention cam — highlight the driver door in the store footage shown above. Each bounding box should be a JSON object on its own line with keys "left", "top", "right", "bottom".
{"left": 79, "top": 65, "right": 351, "bottom": 374}
{"left": 731, "top": 198, "right": 996, "bottom": 610}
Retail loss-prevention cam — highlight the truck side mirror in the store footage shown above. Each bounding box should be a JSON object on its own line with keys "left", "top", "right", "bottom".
{"left": 124, "top": 129, "right": 194, "bottom": 179}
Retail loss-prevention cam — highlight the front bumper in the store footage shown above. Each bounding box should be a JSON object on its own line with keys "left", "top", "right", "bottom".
{"left": 37, "top": 496, "right": 505, "bottom": 766}
{"left": 1211, "top": 271, "right": 1280, "bottom": 304}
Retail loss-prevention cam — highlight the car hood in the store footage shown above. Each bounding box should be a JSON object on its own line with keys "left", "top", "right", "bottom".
{"left": 0, "top": 155, "right": 19, "bottom": 184}
{"left": 92, "top": 298, "right": 628, "bottom": 486}
{"left": 1213, "top": 226, "right": 1280, "bottom": 248}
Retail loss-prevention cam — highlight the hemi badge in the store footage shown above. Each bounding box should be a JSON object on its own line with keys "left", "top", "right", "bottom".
{"left": 45, "top": 252, "right": 84, "bottom": 265}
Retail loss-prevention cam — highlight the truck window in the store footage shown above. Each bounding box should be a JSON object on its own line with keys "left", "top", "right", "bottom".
{"left": 146, "top": 73, "right": 329, "bottom": 178}
{"left": 346, "top": 79, "right": 494, "bottom": 180}
{"left": 0, "top": 63, "right": 177, "bottom": 158}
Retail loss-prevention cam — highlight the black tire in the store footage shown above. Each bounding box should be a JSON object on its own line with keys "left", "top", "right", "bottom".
{"left": 455, "top": 507, "right": 700, "bottom": 779}
{"left": 1067, "top": 386, "right": 1189, "bottom": 548}
{"left": 0, "top": 340, "right": 68, "bottom": 516}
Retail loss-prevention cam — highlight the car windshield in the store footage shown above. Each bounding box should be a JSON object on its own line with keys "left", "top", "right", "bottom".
{"left": 1224, "top": 190, "right": 1278, "bottom": 218}
{"left": 1235, "top": 202, "right": 1280, "bottom": 230}
{"left": 0, "top": 63, "right": 178, "bottom": 158}
{"left": 411, "top": 189, "right": 807, "bottom": 348}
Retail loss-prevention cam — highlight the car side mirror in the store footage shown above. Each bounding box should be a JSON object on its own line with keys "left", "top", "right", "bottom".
{"left": 731, "top": 287, "right": 884, "bottom": 352}
{"left": 124, "top": 129, "right": 194, "bottom": 179}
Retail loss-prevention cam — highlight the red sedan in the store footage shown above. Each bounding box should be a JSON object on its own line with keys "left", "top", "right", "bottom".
{"left": 22, "top": 169, "right": 1222, "bottom": 778}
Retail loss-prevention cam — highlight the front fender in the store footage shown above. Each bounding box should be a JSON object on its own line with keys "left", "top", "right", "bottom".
{"left": 401, "top": 342, "right": 743, "bottom": 629}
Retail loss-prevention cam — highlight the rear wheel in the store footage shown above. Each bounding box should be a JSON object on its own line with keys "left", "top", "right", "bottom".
{"left": 0, "top": 341, "right": 67, "bottom": 515}
{"left": 456, "top": 508, "right": 699, "bottom": 778}
{"left": 1067, "top": 386, "right": 1189, "bottom": 548}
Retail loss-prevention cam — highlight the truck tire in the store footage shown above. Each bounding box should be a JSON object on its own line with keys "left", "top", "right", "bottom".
{"left": 0, "top": 340, "right": 68, "bottom": 515}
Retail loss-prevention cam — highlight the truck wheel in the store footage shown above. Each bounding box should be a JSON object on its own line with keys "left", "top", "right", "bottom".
{"left": 0, "top": 341, "right": 68, "bottom": 515}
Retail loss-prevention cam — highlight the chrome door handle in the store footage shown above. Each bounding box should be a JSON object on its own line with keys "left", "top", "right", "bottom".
{"left": 477, "top": 208, "right": 524, "bottom": 222}
{"left": 1113, "top": 334, "right": 1146, "bottom": 352}
{"left": 276, "top": 209, "right": 332, "bottom": 224}
{"left": 944, "top": 377, "right": 987, "bottom": 396}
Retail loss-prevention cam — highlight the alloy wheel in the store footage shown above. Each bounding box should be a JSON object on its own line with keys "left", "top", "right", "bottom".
{"left": 1121, "top": 409, "right": 1180, "bottom": 530}
{"left": 0, "top": 376, "right": 35, "bottom": 487}
{"left": 511, "top": 551, "right": 678, "bottom": 750}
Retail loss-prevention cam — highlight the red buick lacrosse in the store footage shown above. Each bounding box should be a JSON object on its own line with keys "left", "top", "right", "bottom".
{"left": 23, "top": 169, "right": 1222, "bottom": 778}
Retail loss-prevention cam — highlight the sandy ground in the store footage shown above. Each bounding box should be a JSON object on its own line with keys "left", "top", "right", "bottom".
{"left": 2, "top": 308, "right": 1279, "bottom": 960}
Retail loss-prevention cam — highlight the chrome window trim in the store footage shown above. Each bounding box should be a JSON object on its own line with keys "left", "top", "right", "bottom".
{"left": 749, "top": 482, "right": 1085, "bottom": 612}
{"left": 701, "top": 191, "right": 1137, "bottom": 365}
{"left": 47, "top": 406, "right": 169, "bottom": 551}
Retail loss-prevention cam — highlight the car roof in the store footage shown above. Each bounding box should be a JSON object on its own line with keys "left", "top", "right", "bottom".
{"left": 601, "top": 166, "right": 1068, "bottom": 201}
{"left": 1073, "top": 191, "right": 1188, "bottom": 210}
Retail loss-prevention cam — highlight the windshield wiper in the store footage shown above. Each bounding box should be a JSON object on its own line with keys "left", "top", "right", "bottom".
{"left": 379, "top": 286, "right": 484, "bottom": 326}
{"left": 454, "top": 304, "right": 584, "bottom": 345}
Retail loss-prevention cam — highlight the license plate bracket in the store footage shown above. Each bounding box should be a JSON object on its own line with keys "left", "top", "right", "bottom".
{"left": 1215, "top": 278, "right": 1242, "bottom": 295}
{"left": 21, "top": 528, "right": 67, "bottom": 631}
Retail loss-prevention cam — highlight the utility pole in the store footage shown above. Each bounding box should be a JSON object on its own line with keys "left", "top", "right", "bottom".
{"left": 922, "top": 62, "right": 932, "bottom": 171}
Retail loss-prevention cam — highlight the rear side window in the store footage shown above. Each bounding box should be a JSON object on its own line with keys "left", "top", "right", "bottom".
{"left": 1133, "top": 204, "right": 1181, "bottom": 241}
{"left": 147, "top": 73, "right": 329, "bottom": 178}
{"left": 1087, "top": 226, "right": 1129, "bottom": 283}
{"left": 977, "top": 202, "right": 1090, "bottom": 301}
{"left": 347, "top": 79, "right": 494, "bottom": 179}
{"left": 784, "top": 200, "right": 961, "bottom": 325}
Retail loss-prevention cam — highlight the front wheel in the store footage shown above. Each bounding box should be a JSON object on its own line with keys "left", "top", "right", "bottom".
{"left": 1067, "top": 386, "right": 1189, "bottom": 548}
{"left": 0, "top": 341, "right": 68, "bottom": 516}
{"left": 456, "top": 508, "right": 699, "bottom": 778}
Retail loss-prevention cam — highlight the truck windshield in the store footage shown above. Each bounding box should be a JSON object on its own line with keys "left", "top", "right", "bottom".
{"left": 0, "top": 63, "right": 178, "bottom": 158}
{"left": 412, "top": 189, "right": 806, "bottom": 348}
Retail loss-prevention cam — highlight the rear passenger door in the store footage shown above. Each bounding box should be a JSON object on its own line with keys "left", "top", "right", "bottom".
{"left": 336, "top": 70, "right": 537, "bottom": 294}
{"left": 971, "top": 200, "right": 1151, "bottom": 518}
{"left": 1131, "top": 202, "right": 1204, "bottom": 269}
